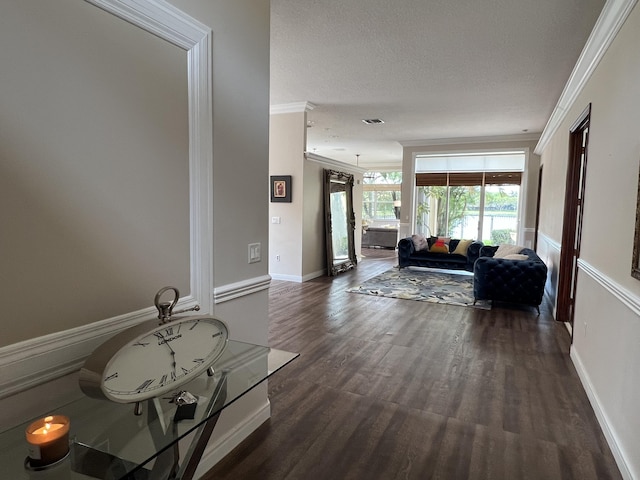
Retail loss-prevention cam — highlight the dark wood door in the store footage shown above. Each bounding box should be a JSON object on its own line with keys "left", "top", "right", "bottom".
{"left": 556, "top": 104, "right": 591, "bottom": 334}
{"left": 534, "top": 165, "right": 543, "bottom": 251}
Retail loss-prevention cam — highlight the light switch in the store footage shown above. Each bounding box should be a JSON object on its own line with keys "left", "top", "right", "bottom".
{"left": 248, "top": 243, "right": 261, "bottom": 263}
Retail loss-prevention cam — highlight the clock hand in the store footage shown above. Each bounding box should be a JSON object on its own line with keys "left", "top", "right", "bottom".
{"left": 155, "top": 331, "right": 178, "bottom": 376}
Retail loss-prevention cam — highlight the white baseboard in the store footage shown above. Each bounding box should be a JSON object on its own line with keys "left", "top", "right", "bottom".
{"left": 302, "top": 269, "right": 326, "bottom": 282}
{"left": 270, "top": 273, "right": 303, "bottom": 282}
{"left": 270, "top": 269, "right": 326, "bottom": 283}
{"left": 194, "top": 400, "right": 271, "bottom": 478}
{"left": 570, "top": 348, "right": 633, "bottom": 480}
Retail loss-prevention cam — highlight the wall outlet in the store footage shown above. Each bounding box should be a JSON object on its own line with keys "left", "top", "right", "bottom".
{"left": 276, "top": 255, "right": 280, "bottom": 261}
{"left": 271, "top": 216, "right": 281, "bottom": 224}
{"left": 248, "top": 243, "right": 261, "bottom": 263}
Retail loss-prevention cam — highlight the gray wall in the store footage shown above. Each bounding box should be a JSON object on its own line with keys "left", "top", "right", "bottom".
{"left": 0, "top": 0, "right": 271, "bottom": 466}
{"left": 1, "top": 0, "right": 270, "bottom": 346}
{"left": 1, "top": 0, "right": 191, "bottom": 345}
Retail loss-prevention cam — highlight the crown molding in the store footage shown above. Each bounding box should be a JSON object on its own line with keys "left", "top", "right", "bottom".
{"left": 400, "top": 133, "right": 541, "bottom": 148}
{"left": 270, "top": 101, "right": 317, "bottom": 115}
{"left": 535, "top": 0, "right": 638, "bottom": 155}
{"left": 304, "top": 152, "right": 368, "bottom": 174}
{"left": 86, "top": 0, "right": 210, "bottom": 48}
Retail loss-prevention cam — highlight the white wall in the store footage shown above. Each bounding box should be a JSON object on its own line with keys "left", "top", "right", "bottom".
{"left": 269, "top": 111, "right": 306, "bottom": 280}
{"left": 0, "top": 0, "right": 191, "bottom": 346}
{"left": 269, "top": 111, "right": 365, "bottom": 282}
{"left": 537, "top": 2, "right": 640, "bottom": 477}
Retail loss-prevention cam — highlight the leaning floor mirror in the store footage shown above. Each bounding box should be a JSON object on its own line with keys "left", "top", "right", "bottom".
{"left": 324, "top": 169, "right": 357, "bottom": 276}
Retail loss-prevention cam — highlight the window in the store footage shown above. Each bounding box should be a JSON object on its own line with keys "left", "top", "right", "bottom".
{"left": 415, "top": 152, "right": 524, "bottom": 244}
{"left": 362, "top": 172, "right": 402, "bottom": 222}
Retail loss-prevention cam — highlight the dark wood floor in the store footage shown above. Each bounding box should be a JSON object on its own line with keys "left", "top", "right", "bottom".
{"left": 203, "top": 247, "right": 621, "bottom": 480}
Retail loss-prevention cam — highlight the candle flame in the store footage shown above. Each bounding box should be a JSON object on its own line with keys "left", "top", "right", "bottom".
{"left": 44, "top": 415, "right": 53, "bottom": 433}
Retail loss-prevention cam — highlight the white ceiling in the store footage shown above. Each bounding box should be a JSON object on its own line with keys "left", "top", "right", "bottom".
{"left": 270, "top": 0, "right": 606, "bottom": 168}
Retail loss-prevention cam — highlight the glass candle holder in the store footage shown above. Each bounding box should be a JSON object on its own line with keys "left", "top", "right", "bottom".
{"left": 25, "top": 415, "right": 70, "bottom": 468}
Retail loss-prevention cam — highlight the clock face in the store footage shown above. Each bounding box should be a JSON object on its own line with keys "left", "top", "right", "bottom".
{"left": 99, "top": 316, "right": 228, "bottom": 402}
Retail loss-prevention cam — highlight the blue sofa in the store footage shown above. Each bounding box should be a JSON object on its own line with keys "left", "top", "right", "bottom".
{"left": 397, "top": 237, "right": 483, "bottom": 272}
{"left": 473, "top": 245, "right": 548, "bottom": 313}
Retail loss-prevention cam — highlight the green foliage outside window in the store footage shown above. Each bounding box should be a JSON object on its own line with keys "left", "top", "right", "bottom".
{"left": 417, "top": 186, "right": 480, "bottom": 236}
{"left": 489, "top": 229, "right": 515, "bottom": 245}
{"left": 417, "top": 185, "right": 518, "bottom": 238}
{"left": 362, "top": 171, "right": 402, "bottom": 222}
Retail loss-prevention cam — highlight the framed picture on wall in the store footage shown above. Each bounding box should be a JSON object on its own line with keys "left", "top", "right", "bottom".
{"left": 270, "top": 175, "right": 292, "bottom": 202}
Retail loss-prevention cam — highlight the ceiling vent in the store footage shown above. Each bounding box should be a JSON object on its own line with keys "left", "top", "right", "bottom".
{"left": 362, "top": 118, "right": 384, "bottom": 125}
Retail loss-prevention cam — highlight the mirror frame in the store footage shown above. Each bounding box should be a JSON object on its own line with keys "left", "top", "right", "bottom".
{"left": 324, "top": 169, "right": 357, "bottom": 276}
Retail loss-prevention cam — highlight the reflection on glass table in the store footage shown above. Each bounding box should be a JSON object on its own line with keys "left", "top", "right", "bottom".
{"left": 0, "top": 340, "right": 298, "bottom": 480}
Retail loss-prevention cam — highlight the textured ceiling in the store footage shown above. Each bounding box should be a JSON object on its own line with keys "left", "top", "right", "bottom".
{"left": 270, "top": 0, "right": 606, "bottom": 168}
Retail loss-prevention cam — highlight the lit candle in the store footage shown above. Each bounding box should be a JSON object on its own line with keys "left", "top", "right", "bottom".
{"left": 25, "top": 415, "right": 70, "bottom": 467}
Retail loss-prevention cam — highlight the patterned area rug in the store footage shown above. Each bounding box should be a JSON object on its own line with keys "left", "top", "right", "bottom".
{"left": 347, "top": 267, "right": 491, "bottom": 309}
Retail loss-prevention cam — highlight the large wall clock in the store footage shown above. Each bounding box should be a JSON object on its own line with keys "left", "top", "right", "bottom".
{"left": 79, "top": 287, "right": 228, "bottom": 404}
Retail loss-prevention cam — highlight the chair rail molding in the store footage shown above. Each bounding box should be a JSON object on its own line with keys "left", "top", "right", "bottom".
{"left": 213, "top": 275, "right": 272, "bottom": 304}
{"left": 538, "top": 231, "right": 562, "bottom": 252}
{"left": 578, "top": 259, "right": 640, "bottom": 318}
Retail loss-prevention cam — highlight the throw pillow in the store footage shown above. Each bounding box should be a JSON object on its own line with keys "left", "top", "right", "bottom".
{"left": 493, "top": 244, "right": 525, "bottom": 258}
{"left": 451, "top": 239, "right": 473, "bottom": 256}
{"left": 504, "top": 253, "right": 529, "bottom": 261}
{"left": 430, "top": 240, "right": 449, "bottom": 253}
{"left": 411, "top": 234, "right": 429, "bottom": 251}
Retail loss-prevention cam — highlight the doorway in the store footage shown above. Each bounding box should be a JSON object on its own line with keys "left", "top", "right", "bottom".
{"left": 556, "top": 104, "right": 591, "bottom": 334}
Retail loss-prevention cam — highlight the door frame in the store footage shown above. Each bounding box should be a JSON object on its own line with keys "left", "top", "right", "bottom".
{"left": 556, "top": 104, "right": 591, "bottom": 332}
{"left": 534, "top": 164, "right": 542, "bottom": 251}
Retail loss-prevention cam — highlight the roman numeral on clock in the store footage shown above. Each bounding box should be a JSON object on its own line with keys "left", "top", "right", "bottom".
{"left": 136, "top": 379, "right": 155, "bottom": 392}
{"left": 159, "top": 374, "right": 168, "bottom": 385}
{"left": 105, "top": 372, "right": 118, "bottom": 381}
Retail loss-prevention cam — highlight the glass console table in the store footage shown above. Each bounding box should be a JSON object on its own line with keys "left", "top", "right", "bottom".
{"left": 0, "top": 340, "right": 298, "bottom": 479}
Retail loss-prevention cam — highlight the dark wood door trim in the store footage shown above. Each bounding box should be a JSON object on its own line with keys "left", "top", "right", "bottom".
{"left": 556, "top": 104, "right": 591, "bottom": 330}
{"left": 534, "top": 165, "right": 542, "bottom": 251}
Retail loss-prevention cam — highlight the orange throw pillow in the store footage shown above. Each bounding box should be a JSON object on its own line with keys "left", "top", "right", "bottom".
{"left": 429, "top": 240, "right": 449, "bottom": 253}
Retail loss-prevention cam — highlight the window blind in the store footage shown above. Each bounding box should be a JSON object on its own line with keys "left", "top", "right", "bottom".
{"left": 485, "top": 172, "right": 521, "bottom": 185}
{"left": 415, "top": 171, "right": 521, "bottom": 186}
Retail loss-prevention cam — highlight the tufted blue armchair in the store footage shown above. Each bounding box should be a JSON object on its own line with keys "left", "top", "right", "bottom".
{"left": 473, "top": 246, "right": 548, "bottom": 313}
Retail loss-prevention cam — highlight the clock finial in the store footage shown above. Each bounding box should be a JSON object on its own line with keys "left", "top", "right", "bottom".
{"left": 154, "top": 286, "right": 180, "bottom": 322}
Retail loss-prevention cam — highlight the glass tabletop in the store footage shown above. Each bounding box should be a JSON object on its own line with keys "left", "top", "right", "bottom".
{"left": 0, "top": 340, "right": 298, "bottom": 479}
